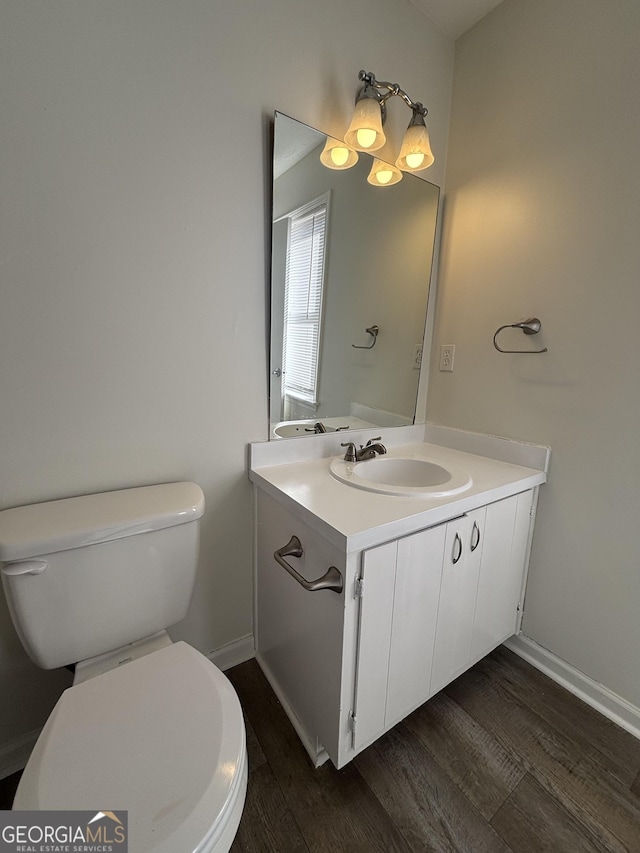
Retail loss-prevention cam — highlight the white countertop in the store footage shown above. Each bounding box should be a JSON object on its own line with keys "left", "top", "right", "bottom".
{"left": 250, "top": 429, "right": 548, "bottom": 552}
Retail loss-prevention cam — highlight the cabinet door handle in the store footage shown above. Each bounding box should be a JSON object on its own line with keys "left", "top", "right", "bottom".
{"left": 273, "top": 535, "right": 343, "bottom": 594}
{"left": 452, "top": 532, "right": 463, "bottom": 564}
{"left": 470, "top": 521, "right": 481, "bottom": 552}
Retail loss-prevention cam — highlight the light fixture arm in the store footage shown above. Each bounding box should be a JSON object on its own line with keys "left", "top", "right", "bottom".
{"left": 358, "top": 70, "right": 429, "bottom": 118}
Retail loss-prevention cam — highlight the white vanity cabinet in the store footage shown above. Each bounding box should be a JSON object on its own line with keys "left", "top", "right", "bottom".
{"left": 352, "top": 490, "right": 534, "bottom": 755}
{"left": 255, "top": 485, "right": 537, "bottom": 769}
{"left": 352, "top": 524, "right": 445, "bottom": 752}
{"left": 429, "top": 511, "right": 484, "bottom": 696}
{"left": 255, "top": 491, "right": 354, "bottom": 766}
{"left": 430, "top": 492, "right": 533, "bottom": 694}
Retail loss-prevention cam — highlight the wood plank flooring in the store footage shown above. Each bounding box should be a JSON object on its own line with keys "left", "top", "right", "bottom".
{"left": 2, "top": 646, "right": 639, "bottom": 851}
{"left": 228, "top": 647, "right": 640, "bottom": 852}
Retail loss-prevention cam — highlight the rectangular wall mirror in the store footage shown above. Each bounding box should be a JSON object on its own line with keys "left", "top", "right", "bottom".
{"left": 269, "top": 112, "right": 440, "bottom": 439}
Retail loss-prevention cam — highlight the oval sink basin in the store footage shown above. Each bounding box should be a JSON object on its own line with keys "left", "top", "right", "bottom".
{"left": 355, "top": 458, "right": 451, "bottom": 487}
{"left": 329, "top": 456, "right": 472, "bottom": 498}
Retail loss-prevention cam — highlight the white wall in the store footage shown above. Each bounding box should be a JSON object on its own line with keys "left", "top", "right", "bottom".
{"left": 428, "top": 0, "right": 640, "bottom": 706}
{"left": 0, "top": 1, "right": 453, "bottom": 755}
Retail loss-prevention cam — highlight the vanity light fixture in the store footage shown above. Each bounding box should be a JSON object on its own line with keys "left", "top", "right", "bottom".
{"left": 322, "top": 70, "right": 434, "bottom": 185}
{"left": 344, "top": 76, "right": 387, "bottom": 152}
{"left": 395, "top": 110, "right": 434, "bottom": 172}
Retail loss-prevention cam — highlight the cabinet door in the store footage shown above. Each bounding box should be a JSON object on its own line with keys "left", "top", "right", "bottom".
{"left": 430, "top": 511, "right": 484, "bottom": 695}
{"left": 352, "top": 540, "right": 397, "bottom": 753}
{"left": 471, "top": 491, "right": 533, "bottom": 663}
{"left": 385, "top": 524, "right": 446, "bottom": 728}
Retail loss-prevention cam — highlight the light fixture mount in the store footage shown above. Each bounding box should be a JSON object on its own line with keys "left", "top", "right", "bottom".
{"left": 356, "top": 70, "right": 429, "bottom": 120}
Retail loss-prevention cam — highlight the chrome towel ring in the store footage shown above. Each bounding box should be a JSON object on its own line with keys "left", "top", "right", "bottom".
{"left": 352, "top": 325, "right": 379, "bottom": 349}
{"left": 493, "top": 318, "right": 548, "bottom": 354}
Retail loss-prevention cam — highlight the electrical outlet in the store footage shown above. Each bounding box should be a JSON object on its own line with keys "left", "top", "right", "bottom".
{"left": 439, "top": 343, "right": 455, "bottom": 372}
{"left": 413, "top": 344, "right": 423, "bottom": 369}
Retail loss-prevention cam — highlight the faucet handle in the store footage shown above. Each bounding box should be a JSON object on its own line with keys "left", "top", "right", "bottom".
{"left": 340, "top": 441, "right": 357, "bottom": 462}
{"left": 364, "top": 436, "right": 382, "bottom": 448}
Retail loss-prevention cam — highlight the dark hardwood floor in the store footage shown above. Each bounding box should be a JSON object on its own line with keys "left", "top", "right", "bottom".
{"left": 2, "top": 647, "right": 640, "bottom": 851}
{"left": 228, "top": 647, "right": 640, "bottom": 853}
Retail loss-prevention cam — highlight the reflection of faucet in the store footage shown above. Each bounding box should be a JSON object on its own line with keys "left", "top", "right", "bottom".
{"left": 305, "top": 422, "right": 327, "bottom": 434}
{"left": 341, "top": 437, "right": 387, "bottom": 462}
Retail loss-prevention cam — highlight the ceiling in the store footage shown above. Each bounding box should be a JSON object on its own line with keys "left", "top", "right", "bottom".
{"left": 408, "top": 0, "right": 504, "bottom": 39}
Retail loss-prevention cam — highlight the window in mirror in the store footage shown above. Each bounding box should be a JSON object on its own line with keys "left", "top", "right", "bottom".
{"left": 281, "top": 193, "right": 329, "bottom": 416}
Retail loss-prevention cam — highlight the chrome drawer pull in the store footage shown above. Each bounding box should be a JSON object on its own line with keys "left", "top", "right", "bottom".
{"left": 470, "top": 521, "right": 481, "bottom": 552}
{"left": 452, "top": 532, "right": 462, "bottom": 565}
{"left": 274, "top": 536, "right": 343, "bottom": 594}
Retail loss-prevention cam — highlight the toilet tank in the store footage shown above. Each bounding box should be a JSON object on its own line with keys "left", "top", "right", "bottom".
{"left": 0, "top": 482, "right": 205, "bottom": 670}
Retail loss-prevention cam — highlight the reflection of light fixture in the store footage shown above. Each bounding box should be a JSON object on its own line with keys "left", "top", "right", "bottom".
{"left": 320, "top": 137, "right": 359, "bottom": 170}
{"left": 320, "top": 70, "right": 434, "bottom": 186}
{"left": 367, "top": 159, "right": 402, "bottom": 187}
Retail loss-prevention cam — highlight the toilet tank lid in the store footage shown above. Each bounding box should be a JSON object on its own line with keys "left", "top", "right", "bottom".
{"left": 0, "top": 482, "right": 205, "bottom": 562}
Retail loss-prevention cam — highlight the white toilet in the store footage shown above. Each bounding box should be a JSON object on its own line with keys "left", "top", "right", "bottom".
{"left": 0, "top": 481, "right": 247, "bottom": 853}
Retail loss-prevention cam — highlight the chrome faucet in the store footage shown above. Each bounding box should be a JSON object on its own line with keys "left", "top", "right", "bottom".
{"left": 357, "top": 436, "right": 387, "bottom": 460}
{"left": 341, "top": 436, "right": 387, "bottom": 462}
{"left": 340, "top": 441, "right": 357, "bottom": 462}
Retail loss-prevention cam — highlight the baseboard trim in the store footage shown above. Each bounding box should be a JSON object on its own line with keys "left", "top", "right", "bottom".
{"left": 208, "top": 634, "right": 255, "bottom": 672}
{"left": 0, "top": 728, "right": 40, "bottom": 780}
{"left": 504, "top": 634, "right": 640, "bottom": 742}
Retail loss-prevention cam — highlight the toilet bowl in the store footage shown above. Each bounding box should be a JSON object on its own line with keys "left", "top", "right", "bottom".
{"left": 0, "top": 482, "right": 247, "bottom": 852}
{"left": 13, "top": 641, "right": 247, "bottom": 852}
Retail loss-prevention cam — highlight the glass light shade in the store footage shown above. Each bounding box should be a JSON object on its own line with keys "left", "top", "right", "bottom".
{"left": 367, "top": 158, "right": 402, "bottom": 187}
{"left": 319, "top": 137, "right": 359, "bottom": 170}
{"left": 344, "top": 95, "right": 386, "bottom": 152}
{"left": 395, "top": 119, "right": 435, "bottom": 172}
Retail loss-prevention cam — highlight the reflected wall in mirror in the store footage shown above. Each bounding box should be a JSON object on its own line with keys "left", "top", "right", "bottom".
{"left": 269, "top": 113, "right": 440, "bottom": 439}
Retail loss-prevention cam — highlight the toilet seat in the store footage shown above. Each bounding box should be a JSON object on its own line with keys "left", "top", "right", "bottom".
{"left": 14, "top": 642, "right": 247, "bottom": 853}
